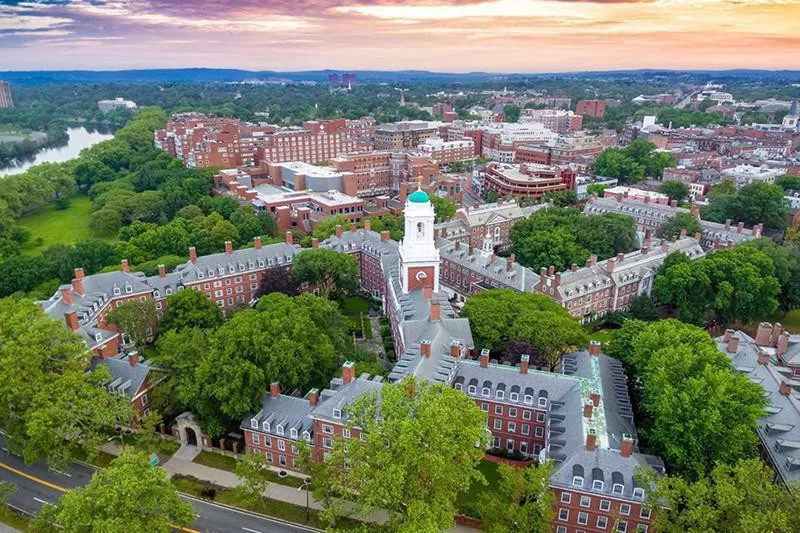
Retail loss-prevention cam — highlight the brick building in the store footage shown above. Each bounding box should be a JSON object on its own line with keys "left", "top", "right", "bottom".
{"left": 0, "top": 81, "right": 14, "bottom": 109}
{"left": 521, "top": 109, "right": 583, "bottom": 133}
{"left": 483, "top": 162, "right": 576, "bottom": 199}
{"left": 91, "top": 352, "right": 165, "bottom": 418}
{"left": 576, "top": 100, "right": 606, "bottom": 118}
{"left": 416, "top": 138, "right": 476, "bottom": 166}
{"left": 373, "top": 121, "right": 440, "bottom": 150}
{"left": 435, "top": 199, "right": 544, "bottom": 250}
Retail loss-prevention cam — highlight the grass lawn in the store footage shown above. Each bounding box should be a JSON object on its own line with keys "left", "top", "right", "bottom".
{"left": 457, "top": 459, "right": 501, "bottom": 517}
{"left": 0, "top": 506, "right": 31, "bottom": 531}
{"left": 192, "top": 451, "right": 306, "bottom": 488}
{"left": 338, "top": 296, "right": 370, "bottom": 316}
{"left": 72, "top": 448, "right": 117, "bottom": 468}
{"left": 18, "top": 196, "right": 114, "bottom": 254}
{"left": 587, "top": 328, "right": 617, "bottom": 345}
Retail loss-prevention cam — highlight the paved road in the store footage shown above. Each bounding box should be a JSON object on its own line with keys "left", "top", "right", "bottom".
{"left": 0, "top": 436, "right": 318, "bottom": 533}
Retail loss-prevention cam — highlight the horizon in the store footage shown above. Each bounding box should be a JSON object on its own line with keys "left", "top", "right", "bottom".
{"left": 2, "top": 1, "right": 800, "bottom": 72}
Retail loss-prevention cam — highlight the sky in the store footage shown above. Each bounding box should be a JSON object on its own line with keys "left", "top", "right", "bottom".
{"left": 1, "top": 0, "right": 799, "bottom": 72}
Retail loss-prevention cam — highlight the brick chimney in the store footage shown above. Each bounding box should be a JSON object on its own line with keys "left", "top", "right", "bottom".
{"left": 335, "top": 224, "right": 343, "bottom": 238}
{"left": 620, "top": 433, "right": 634, "bottom": 457}
{"left": 364, "top": 219, "right": 371, "bottom": 232}
{"left": 586, "top": 429, "right": 597, "bottom": 451}
{"left": 381, "top": 230, "right": 390, "bottom": 242}
{"left": 450, "top": 340, "right": 461, "bottom": 358}
{"left": 777, "top": 331, "right": 790, "bottom": 356}
{"left": 71, "top": 275, "right": 84, "bottom": 296}
{"left": 74, "top": 267, "right": 85, "bottom": 280}
{"left": 307, "top": 388, "right": 320, "bottom": 406}
{"left": 724, "top": 219, "right": 732, "bottom": 230}
{"left": 694, "top": 231, "right": 702, "bottom": 240}
{"left": 270, "top": 382, "right": 281, "bottom": 398}
{"left": 520, "top": 354, "right": 529, "bottom": 374}
{"left": 589, "top": 340, "right": 601, "bottom": 356}
{"left": 225, "top": 241, "right": 233, "bottom": 254}
{"left": 607, "top": 258, "right": 616, "bottom": 273}
{"left": 423, "top": 287, "right": 433, "bottom": 301}
{"left": 727, "top": 336, "right": 739, "bottom": 353}
{"left": 454, "top": 240, "right": 460, "bottom": 250}
{"left": 342, "top": 361, "right": 355, "bottom": 385}
{"left": 420, "top": 339, "right": 432, "bottom": 357}
{"left": 680, "top": 228, "right": 687, "bottom": 238}
{"left": 479, "top": 348, "right": 490, "bottom": 368}
{"left": 571, "top": 263, "right": 578, "bottom": 272}
{"left": 723, "top": 329, "right": 735, "bottom": 342}
{"left": 506, "top": 256, "right": 513, "bottom": 271}
{"left": 285, "top": 231, "right": 293, "bottom": 245}
{"left": 589, "top": 255, "right": 597, "bottom": 266}
{"left": 189, "top": 246, "right": 198, "bottom": 263}
{"left": 669, "top": 199, "right": 677, "bottom": 208}
{"left": 158, "top": 264, "right": 166, "bottom": 278}
{"left": 121, "top": 259, "right": 129, "bottom": 273}
{"left": 128, "top": 352, "right": 140, "bottom": 367}
{"left": 311, "top": 238, "right": 319, "bottom": 249}
{"left": 779, "top": 381, "right": 793, "bottom": 396}
{"left": 590, "top": 392, "right": 600, "bottom": 407}
{"left": 737, "top": 221, "right": 744, "bottom": 233}
{"left": 554, "top": 273, "right": 561, "bottom": 287}
{"left": 757, "top": 350, "right": 771, "bottom": 365}
{"left": 583, "top": 402, "right": 593, "bottom": 418}
{"left": 430, "top": 302, "right": 441, "bottom": 321}
{"left": 755, "top": 322, "right": 773, "bottom": 346}
{"left": 771, "top": 323, "right": 783, "bottom": 345}
{"left": 64, "top": 311, "right": 79, "bottom": 331}
{"left": 548, "top": 265, "right": 555, "bottom": 276}
{"left": 60, "top": 286, "right": 73, "bottom": 306}
{"left": 254, "top": 236, "right": 262, "bottom": 250}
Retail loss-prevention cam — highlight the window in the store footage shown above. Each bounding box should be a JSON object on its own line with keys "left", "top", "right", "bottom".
{"left": 558, "top": 508, "right": 569, "bottom": 522}
{"left": 578, "top": 512, "right": 589, "bottom": 526}
{"left": 278, "top": 440, "right": 286, "bottom": 452}
{"left": 640, "top": 508, "right": 651, "bottom": 520}
{"left": 538, "top": 397, "right": 547, "bottom": 408}
{"left": 251, "top": 433, "right": 260, "bottom": 445}
{"left": 454, "top": 383, "right": 462, "bottom": 391}
{"left": 572, "top": 476, "right": 584, "bottom": 488}
{"left": 113, "top": 287, "right": 121, "bottom": 296}
{"left": 468, "top": 385, "right": 477, "bottom": 395}
{"left": 600, "top": 500, "right": 611, "bottom": 512}
{"left": 481, "top": 402, "right": 489, "bottom": 412}
{"left": 580, "top": 495, "right": 591, "bottom": 508}
{"left": 508, "top": 422, "right": 516, "bottom": 433}
{"left": 593, "top": 480, "right": 604, "bottom": 491}
{"left": 276, "top": 425, "right": 284, "bottom": 436}
{"left": 141, "top": 394, "right": 148, "bottom": 406}
{"left": 506, "top": 439, "right": 514, "bottom": 451}
{"left": 250, "top": 419, "right": 258, "bottom": 429}
{"left": 510, "top": 392, "right": 519, "bottom": 402}
{"left": 493, "top": 419, "right": 502, "bottom": 430}
{"left": 279, "top": 455, "right": 287, "bottom": 466}
{"left": 523, "top": 410, "right": 532, "bottom": 420}
{"left": 322, "top": 425, "right": 333, "bottom": 434}
{"left": 482, "top": 387, "right": 491, "bottom": 398}
{"left": 520, "top": 442, "right": 528, "bottom": 454}
{"left": 343, "top": 428, "right": 351, "bottom": 439}
{"left": 557, "top": 528, "right": 567, "bottom": 533}
{"left": 620, "top": 504, "right": 630, "bottom": 516}
{"left": 262, "top": 421, "right": 270, "bottom": 432}
{"left": 616, "top": 520, "right": 628, "bottom": 533}
{"left": 560, "top": 492, "right": 572, "bottom": 504}
{"left": 521, "top": 424, "right": 530, "bottom": 435}
{"left": 496, "top": 390, "right": 504, "bottom": 400}
{"left": 535, "top": 427, "right": 544, "bottom": 437}
{"left": 290, "top": 428, "right": 298, "bottom": 439}
{"left": 509, "top": 408, "right": 517, "bottom": 418}
{"left": 597, "top": 516, "right": 608, "bottom": 530}
{"left": 636, "top": 526, "right": 648, "bottom": 533}
{"left": 537, "top": 412, "right": 546, "bottom": 423}
{"left": 612, "top": 483, "right": 624, "bottom": 495}
{"left": 494, "top": 405, "right": 503, "bottom": 415}
{"left": 266, "top": 452, "right": 273, "bottom": 463}
{"left": 333, "top": 409, "right": 342, "bottom": 419}
{"left": 633, "top": 488, "right": 645, "bottom": 500}
{"left": 323, "top": 438, "right": 332, "bottom": 449}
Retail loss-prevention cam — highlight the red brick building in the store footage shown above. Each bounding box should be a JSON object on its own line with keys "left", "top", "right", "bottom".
{"left": 483, "top": 162, "right": 576, "bottom": 199}
{"left": 576, "top": 100, "right": 606, "bottom": 118}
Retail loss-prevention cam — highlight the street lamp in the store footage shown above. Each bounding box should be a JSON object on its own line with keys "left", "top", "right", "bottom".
{"left": 297, "top": 477, "right": 312, "bottom": 523}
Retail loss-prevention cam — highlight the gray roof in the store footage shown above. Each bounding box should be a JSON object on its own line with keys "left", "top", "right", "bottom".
{"left": 174, "top": 242, "right": 299, "bottom": 284}
{"left": 458, "top": 200, "right": 544, "bottom": 227}
{"left": 244, "top": 393, "right": 316, "bottom": 439}
{"left": 717, "top": 331, "right": 800, "bottom": 486}
{"left": 90, "top": 354, "right": 152, "bottom": 399}
{"left": 312, "top": 373, "right": 385, "bottom": 424}
{"left": 438, "top": 238, "right": 540, "bottom": 293}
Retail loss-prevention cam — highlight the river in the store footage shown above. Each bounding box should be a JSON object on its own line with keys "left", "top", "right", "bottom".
{"left": 0, "top": 126, "right": 115, "bottom": 177}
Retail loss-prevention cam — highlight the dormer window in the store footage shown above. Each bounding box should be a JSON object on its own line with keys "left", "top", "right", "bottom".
{"left": 593, "top": 480, "right": 604, "bottom": 491}
{"left": 496, "top": 390, "right": 504, "bottom": 400}
{"left": 125, "top": 285, "right": 133, "bottom": 294}
{"left": 290, "top": 428, "right": 298, "bottom": 439}
{"left": 524, "top": 395, "right": 533, "bottom": 405}
{"left": 198, "top": 272, "right": 204, "bottom": 280}
{"left": 481, "top": 387, "right": 490, "bottom": 398}
{"left": 468, "top": 385, "right": 477, "bottom": 395}
{"left": 238, "top": 263, "right": 245, "bottom": 272}
{"left": 538, "top": 397, "right": 548, "bottom": 408}
{"left": 262, "top": 421, "right": 270, "bottom": 432}
{"left": 276, "top": 424, "right": 284, "bottom": 435}
{"left": 258, "top": 259, "right": 265, "bottom": 267}
{"left": 153, "top": 290, "right": 160, "bottom": 298}
{"left": 228, "top": 265, "right": 235, "bottom": 273}
{"left": 572, "top": 476, "right": 584, "bottom": 487}
{"left": 632, "top": 488, "right": 645, "bottom": 499}
{"left": 94, "top": 333, "right": 102, "bottom": 342}
{"left": 454, "top": 383, "right": 462, "bottom": 391}
{"left": 510, "top": 392, "right": 519, "bottom": 402}
{"left": 250, "top": 419, "right": 258, "bottom": 429}
{"left": 113, "top": 287, "right": 121, "bottom": 296}
{"left": 612, "top": 483, "right": 624, "bottom": 495}
{"left": 333, "top": 409, "right": 342, "bottom": 419}
{"left": 302, "top": 431, "right": 311, "bottom": 441}
{"left": 166, "top": 288, "right": 173, "bottom": 295}
{"left": 248, "top": 261, "right": 254, "bottom": 269}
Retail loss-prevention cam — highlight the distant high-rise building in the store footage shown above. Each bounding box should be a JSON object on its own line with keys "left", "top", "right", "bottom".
{"left": 328, "top": 73, "right": 341, "bottom": 87}
{"left": 342, "top": 73, "right": 357, "bottom": 87}
{"left": 576, "top": 99, "right": 606, "bottom": 118}
{"left": 0, "top": 81, "right": 14, "bottom": 109}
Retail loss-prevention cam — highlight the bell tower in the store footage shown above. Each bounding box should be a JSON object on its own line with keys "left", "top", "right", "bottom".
{"left": 399, "top": 179, "right": 439, "bottom": 294}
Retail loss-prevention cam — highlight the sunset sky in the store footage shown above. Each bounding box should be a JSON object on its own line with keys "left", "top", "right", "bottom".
{"left": 1, "top": 0, "right": 799, "bottom": 72}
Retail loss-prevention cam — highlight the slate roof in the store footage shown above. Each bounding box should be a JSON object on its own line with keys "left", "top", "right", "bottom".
{"left": 244, "top": 393, "right": 316, "bottom": 440}
{"left": 90, "top": 354, "right": 153, "bottom": 399}
{"left": 437, "top": 237, "right": 540, "bottom": 293}
{"left": 174, "top": 242, "right": 299, "bottom": 284}
{"left": 312, "top": 373, "right": 385, "bottom": 424}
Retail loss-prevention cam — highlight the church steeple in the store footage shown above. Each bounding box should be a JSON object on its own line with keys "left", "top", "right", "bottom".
{"left": 399, "top": 176, "right": 440, "bottom": 294}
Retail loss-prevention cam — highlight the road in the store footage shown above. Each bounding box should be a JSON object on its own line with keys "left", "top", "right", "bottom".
{"left": 0, "top": 435, "right": 318, "bottom": 533}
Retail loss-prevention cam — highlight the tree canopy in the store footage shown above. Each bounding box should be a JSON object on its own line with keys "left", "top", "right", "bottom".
{"left": 461, "top": 289, "right": 587, "bottom": 369}
{"left": 308, "top": 377, "right": 489, "bottom": 532}
{"left": 292, "top": 248, "right": 359, "bottom": 299}
{"left": 105, "top": 299, "right": 158, "bottom": 347}
{"left": 701, "top": 181, "right": 788, "bottom": 230}
{"left": 157, "top": 288, "right": 223, "bottom": 333}
{"left": 476, "top": 462, "right": 554, "bottom": 533}
{"left": 657, "top": 180, "right": 689, "bottom": 203}
{"left": 656, "top": 212, "right": 702, "bottom": 240}
{"left": 430, "top": 195, "right": 457, "bottom": 222}
{"left": 594, "top": 140, "right": 675, "bottom": 184}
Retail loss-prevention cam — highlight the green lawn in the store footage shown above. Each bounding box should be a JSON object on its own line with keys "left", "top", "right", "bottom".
{"left": 192, "top": 451, "right": 306, "bottom": 488}
{"left": 587, "top": 328, "right": 617, "bottom": 345}
{"left": 457, "top": 459, "right": 501, "bottom": 517}
{"left": 0, "top": 506, "right": 31, "bottom": 531}
{"left": 338, "top": 296, "right": 370, "bottom": 316}
{"left": 18, "top": 196, "right": 114, "bottom": 254}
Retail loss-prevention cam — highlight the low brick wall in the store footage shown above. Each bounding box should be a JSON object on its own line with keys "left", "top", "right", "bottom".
{"left": 455, "top": 515, "right": 482, "bottom": 529}
{"left": 483, "top": 453, "right": 535, "bottom": 468}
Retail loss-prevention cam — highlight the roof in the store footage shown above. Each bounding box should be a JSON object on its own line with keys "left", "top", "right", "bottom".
{"left": 243, "top": 393, "right": 316, "bottom": 438}
{"left": 409, "top": 189, "right": 430, "bottom": 203}
{"left": 90, "top": 354, "right": 152, "bottom": 400}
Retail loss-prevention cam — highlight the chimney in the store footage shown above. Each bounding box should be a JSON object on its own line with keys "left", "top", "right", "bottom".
{"left": 225, "top": 241, "right": 233, "bottom": 255}
{"left": 254, "top": 236, "right": 262, "bottom": 250}
{"left": 694, "top": 231, "right": 702, "bottom": 240}
{"left": 450, "top": 340, "right": 461, "bottom": 359}
{"left": 607, "top": 258, "right": 616, "bottom": 274}
{"left": 724, "top": 219, "right": 732, "bottom": 230}
{"left": 670, "top": 199, "right": 677, "bottom": 208}
{"left": 381, "top": 230, "right": 390, "bottom": 242}
{"left": 571, "top": 263, "right": 578, "bottom": 272}
{"left": 621, "top": 434, "right": 634, "bottom": 457}
{"left": 771, "top": 323, "right": 783, "bottom": 345}
{"left": 454, "top": 240, "right": 460, "bottom": 250}
{"left": 307, "top": 388, "right": 320, "bottom": 406}
{"left": 420, "top": 339, "right": 432, "bottom": 357}
{"left": 423, "top": 287, "right": 433, "bottom": 301}
{"left": 554, "top": 273, "right": 561, "bottom": 286}
{"left": 364, "top": 219, "right": 371, "bottom": 232}
{"left": 479, "top": 348, "right": 490, "bottom": 368}
{"left": 285, "top": 231, "right": 293, "bottom": 245}
{"left": 755, "top": 322, "right": 773, "bottom": 346}
{"left": 74, "top": 267, "right": 84, "bottom": 280}
{"left": 777, "top": 331, "right": 790, "bottom": 356}
{"left": 737, "top": 221, "right": 744, "bottom": 233}
{"left": 690, "top": 205, "right": 699, "bottom": 219}
{"left": 589, "top": 340, "right": 601, "bottom": 356}
{"left": 430, "top": 302, "right": 441, "bottom": 321}
{"left": 342, "top": 361, "right": 355, "bottom": 385}
{"left": 64, "top": 311, "right": 79, "bottom": 331}
{"left": 723, "top": 329, "right": 735, "bottom": 342}
{"left": 189, "top": 246, "right": 197, "bottom": 263}
{"left": 311, "top": 238, "right": 319, "bottom": 249}
{"left": 71, "top": 276, "right": 84, "bottom": 296}
{"left": 727, "top": 336, "right": 739, "bottom": 353}
{"left": 128, "top": 352, "right": 140, "bottom": 367}
{"left": 121, "top": 259, "right": 129, "bottom": 273}
{"left": 680, "top": 228, "right": 687, "bottom": 238}
{"left": 520, "top": 354, "right": 530, "bottom": 374}
{"left": 583, "top": 402, "right": 593, "bottom": 418}
{"left": 509, "top": 253, "right": 516, "bottom": 264}
{"left": 616, "top": 252, "right": 624, "bottom": 263}
{"left": 335, "top": 224, "right": 343, "bottom": 238}
{"left": 60, "top": 286, "right": 73, "bottom": 306}
{"left": 270, "top": 382, "right": 281, "bottom": 398}
{"left": 586, "top": 429, "right": 597, "bottom": 451}
{"left": 755, "top": 224, "right": 762, "bottom": 238}
{"left": 540, "top": 267, "right": 547, "bottom": 278}
{"left": 757, "top": 350, "right": 771, "bottom": 365}
{"left": 548, "top": 265, "right": 555, "bottom": 276}
{"left": 349, "top": 222, "right": 357, "bottom": 234}
{"left": 589, "top": 255, "right": 597, "bottom": 266}
{"left": 491, "top": 255, "right": 497, "bottom": 264}
{"left": 590, "top": 392, "right": 600, "bottom": 407}
{"left": 158, "top": 264, "right": 166, "bottom": 278}
{"left": 779, "top": 381, "right": 793, "bottom": 396}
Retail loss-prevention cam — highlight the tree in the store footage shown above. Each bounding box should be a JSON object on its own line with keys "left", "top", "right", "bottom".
{"left": 234, "top": 452, "right": 275, "bottom": 506}
{"left": 656, "top": 212, "right": 702, "bottom": 240}
{"left": 611, "top": 320, "right": 767, "bottom": 479}
{"left": 639, "top": 458, "right": 800, "bottom": 533}
{"left": 292, "top": 248, "right": 359, "bottom": 299}
{"left": 0, "top": 481, "right": 14, "bottom": 505}
{"left": 702, "top": 182, "right": 788, "bottom": 231}
{"left": 461, "top": 289, "right": 587, "bottom": 369}
{"left": 628, "top": 295, "right": 659, "bottom": 321}
{"left": 308, "top": 377, "right": 489, "bottom": 532}
{"left": 776, "top": 174, "right": 800, "bottom": 191}
{"left": 594, "top": 140, "right": 675, "bottom": 184}
{"left": 742, "top": 237, "right": 800, "bottom": 313}
{"left": 503, "top": 104, "right": 521, "bottom": 123}
{"left": 657, "top": 180, "right": 689, "bottom": 203}
{"left": 106, "top": 299, "right": 158, "bottom": 347}
{"left": 35, "top": 450, "right": 194, "bottom": 533}
{"left": 151, "top": 327, "right": 209, "bottom": 416}
{"left": 655, "top": 246, "right": 780, "bottom": 326}
{"left": 543, "top": 190, "right": 577, "bottom": 207}
{"left": 430, "top": 195, "right": 457, "bottom": 222}
{"left": 158, "top": 289, "right": 223, "bottom": 333}
{"left": 476, "top": 462, "right": 554, "bottom": 533}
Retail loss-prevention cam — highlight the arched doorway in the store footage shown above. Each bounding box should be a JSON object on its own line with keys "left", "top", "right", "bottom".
{"left": 174, "top": 411, "right": 205, "bottom": 449}
{"left": 185, "top": 427, "right": 198, "bottom": 446}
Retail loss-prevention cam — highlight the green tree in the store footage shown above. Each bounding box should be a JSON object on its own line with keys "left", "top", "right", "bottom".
{"left": 503, "top": 104, "right": 521, "bottom": 123}
{"left": 639, "top": 458, "right": 800, "bottom": 532}
{"left": 628, "top": 295, "right": 659, "bottom": 321}
{"left": 308, "top": 377, "right": 489, "bottom": 532}
{"left": 151, "top": 327, "right": 209, "bottom": 416}
{"left": 776, "top": 174, "right": 800, "bottom": 191}
{"left": 702, "top": 182, "right": 788, "bottom": 230}
{"left": 742, "top": 237, "right": 800, "bottom": 313}
{"left": 292, "top": 248, "right": 359, "bottom": 298}
{"left": 106, "top": 299, "right": 158, "bottom": 347}
{"left": 35, "top": 450, "right": 194, "bottom": 533}
{"left": 0, "top": 481, "right": 15, "bottom": 504}
{"left": 311, "top": 215, "right": 349, "bottom": 241}
{"left": 476, "top": 462, "right": 554, "bottom": 533}
{"left": 158, "top": 289, "right": 223, "bottom": 333}
{"left": 657, "top": 180, "right": 689, "bottom": 203}
{"left": 461, "top": 289, "right": 587, "bottom": 369}
{"left": 430, "top": 195, "right": 457, "bottom": 222}
{"left": 656, "top": 212, "right": 702, "bottom": 240}
{"left": 234, "top": 452, "right": 275, "bottom": 507}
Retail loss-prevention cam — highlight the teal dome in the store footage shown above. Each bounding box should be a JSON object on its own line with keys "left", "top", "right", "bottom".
{"left": 409, "top": 189, "right": 430, "bottom": 203}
